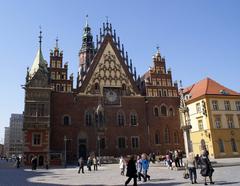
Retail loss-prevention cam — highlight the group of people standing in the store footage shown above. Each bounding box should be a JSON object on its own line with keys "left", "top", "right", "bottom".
{"left": 78, "top": 155, "right": 99, "bottom": 174}
{"left": 119, "top": 153, "right": 151, "bottom": 186}
{"left": 165, "top": 149, "right": 184, "bottom": 169}
{"left": 186, "top": 149, "right": 215, "bottom": 185}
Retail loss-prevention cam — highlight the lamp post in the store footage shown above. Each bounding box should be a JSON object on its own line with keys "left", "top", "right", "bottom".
{"left": 64, "top": 135, "right": 67, "bottom": 168}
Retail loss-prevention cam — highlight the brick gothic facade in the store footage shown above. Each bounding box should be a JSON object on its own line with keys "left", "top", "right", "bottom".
{"left": 23, "top": 22, "right": 183, "bottom": 166}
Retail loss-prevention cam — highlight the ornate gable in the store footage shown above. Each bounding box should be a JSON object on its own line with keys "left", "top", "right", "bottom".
{"left": 79, "top": 34, "right": 140, "bottom": 96}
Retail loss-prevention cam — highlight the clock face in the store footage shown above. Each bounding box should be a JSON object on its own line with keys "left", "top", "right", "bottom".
{"left": 103, "top": 87, "right": 121, "bottom": 105}
{"left": 106, "top": 90, "right": 117, "bottom": 102}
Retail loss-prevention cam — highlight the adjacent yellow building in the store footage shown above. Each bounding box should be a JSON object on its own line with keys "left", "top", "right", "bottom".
{"left": 182, "top": 77, "right": 240, "bottom": 158}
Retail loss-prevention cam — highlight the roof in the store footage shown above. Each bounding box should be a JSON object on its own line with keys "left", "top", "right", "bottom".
{"left": 29, "top": 48, "right": 48, "bottom": 79}
{"left": 183, "top": 77, "right": 240, "bottom": 100}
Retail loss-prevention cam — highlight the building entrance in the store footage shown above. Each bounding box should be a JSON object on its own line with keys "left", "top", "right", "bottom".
{"left": 78, "top": 139, "right": 87, "bottom": 161}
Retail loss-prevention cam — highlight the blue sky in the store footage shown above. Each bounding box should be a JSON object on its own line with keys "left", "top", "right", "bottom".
{"left": 0, "top": 0, "right": 240, "bottom": 142}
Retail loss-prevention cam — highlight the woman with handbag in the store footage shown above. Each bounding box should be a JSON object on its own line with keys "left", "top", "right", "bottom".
{"left": 200, "top": 150, "right": 214, "bottom": 185}
{"left": 185, "top": 152, "right": 197, "bottom": 184}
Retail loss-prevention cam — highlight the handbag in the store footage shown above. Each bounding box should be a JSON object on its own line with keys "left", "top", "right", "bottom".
{"left": 183, "top": 170, "right": 189, "bottom": 179}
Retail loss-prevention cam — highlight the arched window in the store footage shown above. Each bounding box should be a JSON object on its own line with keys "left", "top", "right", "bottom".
{"left": 94, "top": 83, "right": 100, "bottom": 93}
{"left": 173, "top": 131, "right": 179, "bottom": 144}
{"left": 63, "top": 115, "right": 71, "bottom": 125}
{"left": 117, "top": 111, "right": 125, "bottom": 127}
{"left": 154, "top": 107, "right": 159, "bottom": 117}
{"left": 164, "top": 128, "right": 170, "bottom": 143}
{"left": 161, "top": 105, "right": 167, "bottom": 116}
{"left": 231, "top": 138, "right": 238, "bottom": 152}
{"left": 155, "top": 132, "right": 160, "bottom": 144}
{"left": 85, "top": 111, "right": 92, "bottom": 126}
{"left": 218, "top": 139, "right": 225, "bottom": 153}
{"left": 169, "top": 107, "right": 174, "bottom": 117}
{"left": 130, "top": 112, "right": 138, "bottom": 126}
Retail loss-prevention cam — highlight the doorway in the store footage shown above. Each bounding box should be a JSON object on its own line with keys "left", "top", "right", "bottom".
{"left": 78, "top": 138, "right": 87, "bottom": 161}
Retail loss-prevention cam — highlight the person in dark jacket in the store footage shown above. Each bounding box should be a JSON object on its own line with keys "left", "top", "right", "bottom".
{"left": 200, "top": 150, "right": 214, "bottom": 185}
{"left": 125, "top": 155, "right": 137, "bottom": 186}
{"left": 78, "top": 157, "right": 84, "bottom": 174}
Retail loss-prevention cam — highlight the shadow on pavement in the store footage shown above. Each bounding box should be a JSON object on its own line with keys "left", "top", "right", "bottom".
{"left": 0, "top": 168, "right": 60, "bottom": 186}
{"left": 216, "top": 181, "right": 240, "bottom": 185}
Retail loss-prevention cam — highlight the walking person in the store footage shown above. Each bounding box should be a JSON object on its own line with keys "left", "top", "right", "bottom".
{"left": 93, "top": 156, "right": 98, "bottom": 171}
{"left": 136, "top": 155, "right": 144, "bottom": 181}
{"left": 78, "top": 157, "right": 84, "bottom": 174}
{"left": 200, "top": 150, "right": 214, "bottom": 185}
{"left": 87, "top": 156, "right": 92, "bottom": 171}
{"left": 125, "top": 155, "right": 137, "bottom": 186}
{"left": 178, "top": 150, "right": 183, "bottom": 167}
{"left": 166, "top": 151, "right": 173, "bottom": 170}
{"left": 31, "top": 156, "right": 37, "bottom": 170}
{"left": 119, "top": 156, "right": 126, "bottom": 175}
{"left": 186, "top": 152, "right": 197, "bottom": 184}
{"left": 16, "top": 156, "right": 20, "bottom": 168}
{"left": 141, "top": 153, "right": 150, "bottom": 182}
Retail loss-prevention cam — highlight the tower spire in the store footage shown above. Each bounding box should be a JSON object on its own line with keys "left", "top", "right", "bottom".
{"left": 85, "top": 14, "right": 89, "bottom": 27}
{"left": 55, "top": 36, "right": 59, "bottom": 49}
{"left": 39, "top": 26, "right": 42, "bottom": 50}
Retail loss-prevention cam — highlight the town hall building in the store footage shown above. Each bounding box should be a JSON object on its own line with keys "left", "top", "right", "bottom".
{"left": 23, "top": 20, "right": 183, "bottom": 166}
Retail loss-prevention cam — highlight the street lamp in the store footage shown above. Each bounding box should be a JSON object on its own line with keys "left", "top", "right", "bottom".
{"left": 63, "top": 135, "right": 69, "bottom": 168}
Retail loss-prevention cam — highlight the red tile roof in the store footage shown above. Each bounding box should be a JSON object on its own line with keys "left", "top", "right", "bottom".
{"left": 183, "top": 77, "right": 240, "bottom": 100}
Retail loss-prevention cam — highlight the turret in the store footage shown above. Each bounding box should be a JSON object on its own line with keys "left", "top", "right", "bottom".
{"left": 78, "top": 15, "right": 95, "bottom": 87}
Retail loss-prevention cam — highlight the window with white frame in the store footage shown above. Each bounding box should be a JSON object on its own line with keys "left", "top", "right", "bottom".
{"left": 214, "top": 116, "right": 221, "bottom": 129}
{"left": 224, "top": 100, "right": 231, "bottom": 111}
{"left": 131, "top": 137, "right": 139, "bottom": 149}
{"left": 212, "top": 100, "right": 219, "bottom": 111}
{"left": 236, "top": 101, "right": 240, "bottom": 111}
{"left": 198, "top": 120, "right": 204, "bottom": 130}
{"left": 196, "top": 103, "right": 201, "bottom": 113}
{"left": 226, "top": 115, "right": 234, "bottom": 128}
{"left": 32, "top": 133, "right": 41, "bottom": 146}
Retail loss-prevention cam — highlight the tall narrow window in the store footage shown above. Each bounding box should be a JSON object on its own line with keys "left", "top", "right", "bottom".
{"left": 63, "top": 115, "right": 70, "bottom": 125}
{"left": 196, "top": 103, "right": 201, "bottom": 113}
{"left": 117, "top": 111, "right": 125, "bottom": 127}
{"left": 154, "top": 107, "right": 159, "bottom": 117}
{"left": 131, "top": 137, "right": 139, "bottom": 149}
{"left": 94, "top": 83, "right": 100, "bottom": 93}
{"left": 227, "top": 115, "right": 234, "bottom": 128}
{"left": 85, "top": 112, "right": 92, "bottom": 126}
{"left": 231, "top": 138, "right": 238, "bottom": 152}
{"left": 118, "top": 137, "right": 126, "bottom": 149}
{"left": 100, "top": 138, "right": 106, "bottom": 149}
{"left": 130, "top": 112, "right": 137, "bottom": 126}
{"left": 173, "top": 131, "right": 179, "bottom": 144}
{"left": 169, "top": 108, "right": 174, "bottom": 117}
{"left": 218, "top": 139, "right": 225, "bottom": 153}
{"left": 212, "top": 100, "right": 219, "bottom": 111}
{"left": 198, "top": 120, "right": 203, "bottom": 130}
{"left": 164, "top": 128, "right": 170, "bottom": 143}
{"left": 161, "top": 105, "right": 167, "bottom": 116}
{"left": 32, "top": 134, "right": 41, "bottom": 146}
{"left": 155, "top": 132, "right": 160, "bottom": 144}
{"left": 224, "top": 101, "right": 231, "bottom": 111}
{"left": 235, "top": 101, "right": 240, "bottom": 111}
{"left": 214, "top": 116, "right": 221, "bottom": 128}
